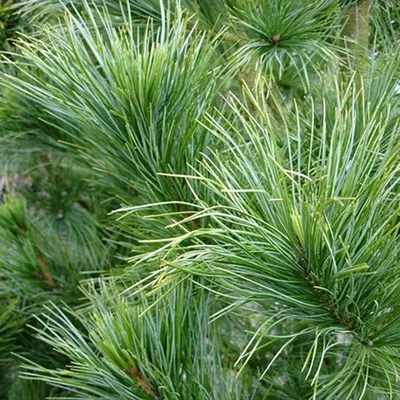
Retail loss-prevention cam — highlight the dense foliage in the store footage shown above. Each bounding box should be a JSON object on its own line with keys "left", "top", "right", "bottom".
{"left": 0, "top": 0, "right": 399, "bottom": 399}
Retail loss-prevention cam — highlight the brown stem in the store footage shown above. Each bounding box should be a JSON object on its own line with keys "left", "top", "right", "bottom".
{"left": 296, "top": 239, "right": 355, "bottom": 330}
{"left": 341, "top": 0, "right": 370, "bottom": 73}
{"left": 126, "top": 367, "right": 160, "bottom": 398}
{"left": 36, "top": 251, "right": 57, "bottom": 288}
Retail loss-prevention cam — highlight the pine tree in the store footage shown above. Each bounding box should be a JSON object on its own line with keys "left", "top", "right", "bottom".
{"left": 0, "top": 0, "right": 399, "bottom": 398}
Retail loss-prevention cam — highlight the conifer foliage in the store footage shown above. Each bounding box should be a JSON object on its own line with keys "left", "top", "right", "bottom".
{"left": 0, "top": 0, "right": 399, "bottom": 399}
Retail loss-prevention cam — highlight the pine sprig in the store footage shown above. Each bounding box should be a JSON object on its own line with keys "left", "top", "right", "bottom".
{"left": 5, "top": 1, "right": 230, "bottom": 199}
{"left": 125, "top": 72, "right": 400, "bottom": 398}
{"left": 229, "top": 0, "right": 343, "bottom": 87}
{"left": 21, "top": 284, "right": 251, "bottom": 399}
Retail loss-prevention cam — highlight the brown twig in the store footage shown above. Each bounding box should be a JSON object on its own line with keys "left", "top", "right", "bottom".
{"left": 35, "top": 251, "right": 57, "bottom": 288}
{"left": 296, "top": 238, "right": 355, "bottom": 331}
{"left": 126, "top": 366, "right": 160, "bottom": 399}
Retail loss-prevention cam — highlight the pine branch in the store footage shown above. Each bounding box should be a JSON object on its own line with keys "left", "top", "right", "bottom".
{"left": 127, "top": 68, "right": 400, "bottom": 397}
